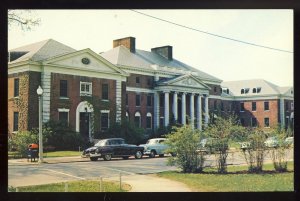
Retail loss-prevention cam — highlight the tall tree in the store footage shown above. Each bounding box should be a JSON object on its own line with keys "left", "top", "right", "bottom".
{"left": 8, "top": 10, "right": 40, "bottom": 31}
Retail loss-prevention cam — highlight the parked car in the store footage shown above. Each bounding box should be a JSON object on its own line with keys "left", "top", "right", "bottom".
{"left": 198, "top": 138, "right": 228, "bottom": 154}
{"left": 140, "top": 138, "right": 173, "bottom": 158}
{"left": 82, "top": 138, "right": 144, "bottom": 161}
{"left": 238, "top": 141, "right": 251, "bottom": 150}
{"left": 284, "top": 137, "right": 294, "bottom": 146}
{"left": 264, "top": 137, "right": 279, "bottom": 148}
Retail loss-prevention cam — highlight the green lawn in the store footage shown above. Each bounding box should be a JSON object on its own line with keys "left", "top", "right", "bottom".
{"left": 9, "top": 180, "right": 131, "bottom": 192}
{"left": 157, "top": 162, "right": 294, "bottom": 192}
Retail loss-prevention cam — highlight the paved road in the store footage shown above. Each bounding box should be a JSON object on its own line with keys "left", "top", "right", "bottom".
{"left": 8, "top": 149, "right": 293, "bottom": 191}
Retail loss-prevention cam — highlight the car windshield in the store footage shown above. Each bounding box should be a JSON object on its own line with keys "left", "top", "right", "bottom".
{"left": 95, "top": 140, "right": 107, "bottom": 146}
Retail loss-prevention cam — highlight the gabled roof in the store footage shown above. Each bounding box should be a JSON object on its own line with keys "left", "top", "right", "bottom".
{"left": 101, "top": 45, "right": 222, "bottom": 82}
{"left": 9, "top": 39, "right": 76, "bottom": 64}
{"left": 221, "top": 79, "right": 293, "bottom": 97}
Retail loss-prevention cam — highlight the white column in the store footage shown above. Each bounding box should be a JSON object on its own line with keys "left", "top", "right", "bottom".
{"left": 181, "top": 93, "right": 186, "bottom": 125}
{"left": 204, "top": 95, "right": 209, "bottom": 127}
{"left": 164, "top": 91, "right": 170, "bottom": 127}
{"left": 197, "top": 94, "right": 202, "bottom": 131}
{"left": 41, "top": 71, "right": 51, "bottom": 123}
{"left": 190, "top": 93, "right": 195, "bottom": 129}
{"left": 173, "top": 92, "right": 178, "bottom": 122}
{"left": 154, "top": 91, "right": 160, "bottom": 129}
{"left": 280, "top": 98, "right": 285, "bottom": 129}
{"left": 115, "top": 80, "right": 122, "bottom": 123}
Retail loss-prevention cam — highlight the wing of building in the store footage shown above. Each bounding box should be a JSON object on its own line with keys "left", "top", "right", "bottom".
{"left": 8, "top": 37, "right": 293, "bottom": 141}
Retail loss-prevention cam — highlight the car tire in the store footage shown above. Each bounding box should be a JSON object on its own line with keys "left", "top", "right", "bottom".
{"left": 103, "top": 154, "right": 112, "bottom": 161}
{"left": 159, "top": 154, "right": 164, "bottom": 157}
{"left": 135, "top": 151, "right": 143, "bottom": 159}
{"left": 149, "top": 150, "right": 156, "bottom": 158}
{"left": 90, "top": 157, "right": 98, "bottom": 161}
{"left": 170, "top": 152, "right": 177, "bottom": 157}
{"left": 122, "top": 156, "right": 129, "bottom": 160}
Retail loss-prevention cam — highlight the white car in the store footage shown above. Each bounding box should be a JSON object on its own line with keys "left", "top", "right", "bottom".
{"left": 140, "top": 138, "right": 170, "bottom": 158}
{"left": 264, "top": 137, "right": 279, "bottom": 148}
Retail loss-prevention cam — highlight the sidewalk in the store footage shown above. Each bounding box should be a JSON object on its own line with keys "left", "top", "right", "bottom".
{"left": 8, "top": 156, "right": 89, "bottom": 165}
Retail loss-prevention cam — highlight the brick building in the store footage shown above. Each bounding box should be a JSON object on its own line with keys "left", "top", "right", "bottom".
{"left": 8, "top": 37, "right": 294, "bottom": 141}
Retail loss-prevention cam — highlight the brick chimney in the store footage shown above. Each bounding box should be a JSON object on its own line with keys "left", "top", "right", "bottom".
{"left": 113, "top": 37, "right": 136, "bottom": 53}
{"left": 151, "top": 46, "right": 173, "bottom": 60}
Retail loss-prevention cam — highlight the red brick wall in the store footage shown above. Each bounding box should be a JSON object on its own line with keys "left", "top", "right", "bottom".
{"left": 50, "top": 73, "right": 117, "bottom": 131}
{"left": 126, "top": 74, "right": 154, "bottom": 88}
{"left": 234, "top": 99, "right": 279, "bottom": 128}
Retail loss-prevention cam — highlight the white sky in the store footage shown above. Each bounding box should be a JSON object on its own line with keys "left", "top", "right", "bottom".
{"left": 8, "top": 9, "right": 293, "bottom": 86}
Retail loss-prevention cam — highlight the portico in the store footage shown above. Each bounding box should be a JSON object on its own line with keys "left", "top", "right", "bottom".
{"left": 154, "top": 74, "right": 210, "bottom": 130}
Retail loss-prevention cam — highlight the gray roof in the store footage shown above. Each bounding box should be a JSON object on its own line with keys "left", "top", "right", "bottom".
{"left": 101, "top": 45, "right": 222, "bottom": 82}
{"left": 9, "top": 39, "right": 76, "bottom": 63}
{"left": 221, "top": 79, "right": 293, "bottom": 97}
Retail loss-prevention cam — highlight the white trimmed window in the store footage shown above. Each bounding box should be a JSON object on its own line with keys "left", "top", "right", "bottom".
{"left": 134, "top": 111, "right": 141, "bottom": 128}
{"left": 146, "top": 112, "right": 152, "bottom": 129}
{"left": 101, "top": 110, "right": 110, "bottom": 131}
{"left": 58, "top": 108, "right": 69, "bottom": 125}
{"left": 264, "top": 117, "right": 270, "bottom": 128}
{"left": 80, "top": 82, "right": 92, "bottom": 96}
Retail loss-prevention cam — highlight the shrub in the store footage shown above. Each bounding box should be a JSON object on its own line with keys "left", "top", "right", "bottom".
{"left": 40, "top": 121, "right": 87, "bottom": 151}
{"left": 240, "top": 128, "right": 267, "bottom": 173}
{"left": 165, "top": 125, "right": 205, "bottom": 173}
{"left": 107, "top": 120, "right": 146, "bottom": 145}
{"left": 8, "top": 131, "right": 38, "bottom": 157}
{"left": 204, "top": 115, "right": 242, "bottom": 173}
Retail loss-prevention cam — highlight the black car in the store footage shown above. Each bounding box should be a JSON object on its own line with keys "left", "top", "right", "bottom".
{"left": 82, "top": 138, "right": 144, "bottom": 161}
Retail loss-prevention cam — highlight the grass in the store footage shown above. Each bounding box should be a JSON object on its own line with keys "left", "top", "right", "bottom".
{"left": 10, "top": 180, "right": 131, "bottom": 192}
{"left": 157, "top": 162, "right": 294, "bottom": 192}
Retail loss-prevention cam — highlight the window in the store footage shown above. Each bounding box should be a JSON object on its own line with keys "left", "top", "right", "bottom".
{"left": 102, "top": 84, "right": 109, "bottom": 100}
{"left": 214, "top": 87, "right": 217, "bottom": 93}
{"left": 126, "top": 94, "right": 128, "bottom": 106}
{"left": 257, "top": 87, "right": 261, "bottom": 93}
{"left": 60, "top": 80, "right": 68, "bottom": 97}
{"left": 13, "top": 112, "right": 19, "bottom": 131}
{"left": 264, "top": 102, "right": 269, "bottom": 111}
{"left": 14, "top": 78, "right": 19, "bottom": 97}
{"left": 264, "top": 118, "right": 270, "bottom": 127}
{"left": 59, "top": 112, "right": 69, "bottom": 124}
{"left": 136, "top": 94, "right": 141, "bottom": 106}
{"left": 240, "top": 102, "right": 245, "bottom": 112}
{"left": 251, "top": 118, "right": 257, "bottom": 127}
{"left": 80, "top": 82, "right": 92, "bottom": 96}
{"left": 126, "top": 112, "right": 129, "bottom": 120}
{"left": 134, "top": 112, "right": 141, "bottom": 127}
{"left": 136, "top": 77, "right": 140, "bottom": 84}
{"left": 101, "top": 111, "right": 109, "bottom": 131}
{"left": 159, "top": 117, "right": 164, "bottom": 128}
{"left": 241, "top": 89, "right": 245, "bottom": 94}
{"left": 147, "top": 95, "right": 152, "bottom": 107}
{"left": 291, "top": 102, "right": 294, "bottom": 110}
{"left": 221, "top": 102, "right": 224, "bottom": 111}
{"left": 146, "top": 113, "right": 152, "bottom": 129}
{"left": 245, "top": 88, "right": 250, "bottom": 94}
{"left": 252, "top": 88, "right": 257, "bottom": 93}
{"left": 222, "top": 88, "right": 229, "bottom": 94}
{"left": 252, "top": 102, "right": 256, "bottom": 111}
{"left": 214, "top": 101, "right": 217, "bottom": 111}
{"left": 285, "top": 102, "right": 289, "bottom": 111}
{"left": 147, "top": 78, "right": 151, "bottom": 86}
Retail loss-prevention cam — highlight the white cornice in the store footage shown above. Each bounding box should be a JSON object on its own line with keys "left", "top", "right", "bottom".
{"left": 126, "top": 87, "right": 155, "bottom": 93}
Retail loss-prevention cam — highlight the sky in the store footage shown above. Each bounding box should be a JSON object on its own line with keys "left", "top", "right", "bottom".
{"left": 8, "top": 9, "right": 293, "bottom": 87}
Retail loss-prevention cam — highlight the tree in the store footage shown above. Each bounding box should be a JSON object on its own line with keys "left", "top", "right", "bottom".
{"left": 204, "top": 115, "right": 243, "bottom": 173}
{"left": 8, "top": 10, "right": 40, "bottom": 31}
{"left": 240, "top": 128, "right": 268, "bottom": 173}
{"left": 165, "top": 125, "right": 205, "bottom": 173}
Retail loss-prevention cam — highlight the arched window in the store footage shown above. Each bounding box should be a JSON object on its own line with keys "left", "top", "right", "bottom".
{"left": 134, "top": 112, "right": 141, "bottom": 128}
{"left": 146, "top": 112, "right": 152, "bottom": 129}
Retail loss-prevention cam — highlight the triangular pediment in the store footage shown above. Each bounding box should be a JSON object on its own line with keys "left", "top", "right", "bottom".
{"left": 159, "top": 74, "right": 210, "bottom": 90}
{"left": 43, "top": 49, "right": 127, "bottom": 76}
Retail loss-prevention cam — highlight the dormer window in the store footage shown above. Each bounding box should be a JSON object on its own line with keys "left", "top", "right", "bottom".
{"left": 253, "top": 88, "right": 257, "bottom": 93}
{"left": 241, "top": 88, "right": 249, "bottom": 94}
{"left": 222, "top": 88, "right": 229, "bottom": 94}
{"left": 257, "top": 87, "right": 261, "bottom": 93}
{"left": 241, "top": 89, "right": 245, "bottom": 94}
